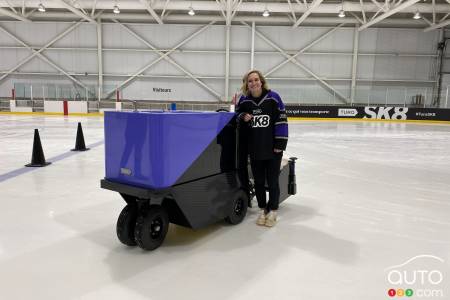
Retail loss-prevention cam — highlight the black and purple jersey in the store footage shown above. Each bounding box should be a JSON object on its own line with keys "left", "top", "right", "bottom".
{"left": 236, "top": 89, "right": 288, "bottom": 160}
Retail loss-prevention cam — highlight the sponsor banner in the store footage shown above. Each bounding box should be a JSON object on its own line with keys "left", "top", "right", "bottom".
{"left": 285, "top": 106, "right": 450, "bottom": 121}
{"left": 407, "top": 108, "right": 450, "bottom": 121}
{"left": 338, "top": 108, "right": 358, "bottom": 117}
{"left": 285, "top": 106, "right": 335, "bottom": 118}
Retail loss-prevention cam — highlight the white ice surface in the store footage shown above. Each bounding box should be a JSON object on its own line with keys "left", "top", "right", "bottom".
{"left": 0, "top": 115, "right": 449, "bottom": 300}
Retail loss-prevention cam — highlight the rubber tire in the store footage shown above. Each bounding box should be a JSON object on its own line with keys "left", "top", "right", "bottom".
{"left": 116, "top": 204, "right": 138, "bottom": 246}
{"left": 134, "top": 206, "right": 169, "bottom": 251}
{"left": 225, "top": 191, "right": 248, "bottom": 225}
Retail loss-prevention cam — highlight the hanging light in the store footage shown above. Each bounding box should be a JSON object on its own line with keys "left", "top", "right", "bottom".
{"left": 38, "top": 2, "right": 46, "bottom": 12}
{"left": 338, "top": 0, "right": 345, "bottom": 18}
{"left": 262, "top": 6, "right": 270, "bottom": 17}
{"left": 188, "top": 6, "right": 195, "bottom": 16}
{"left": 413, "top": 10, "right": 421, "bottom": 19}
{"left": 113, "top": 4, "right": 120, "bottom": 14}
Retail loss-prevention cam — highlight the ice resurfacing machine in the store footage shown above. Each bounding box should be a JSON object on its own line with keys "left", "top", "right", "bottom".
{"left": 101, "top": 110, "right": 297, "bottom": 250}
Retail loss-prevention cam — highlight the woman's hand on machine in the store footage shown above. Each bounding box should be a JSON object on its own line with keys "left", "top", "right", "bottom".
{"left": 241, "top": 113, "right": 253, "bottom": 122}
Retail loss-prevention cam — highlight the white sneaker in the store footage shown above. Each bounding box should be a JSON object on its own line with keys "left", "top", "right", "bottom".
{"left": 265, "top": 211, "right": 277, "bottom": 227}
{"left": 256, "top": 209, "right": 266, "bottom": 226}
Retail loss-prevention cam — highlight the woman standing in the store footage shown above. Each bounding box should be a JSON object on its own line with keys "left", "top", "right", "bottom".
{"left": 235, "top": 70, "right": 289, "bottom": 227}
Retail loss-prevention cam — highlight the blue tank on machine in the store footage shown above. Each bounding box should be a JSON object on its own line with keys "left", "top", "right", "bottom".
{"left": 104, "top": 110, "right": 235, "bottom": 189}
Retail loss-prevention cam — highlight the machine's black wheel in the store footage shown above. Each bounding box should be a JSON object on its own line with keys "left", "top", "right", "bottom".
{"left": 225, "top": 191, "right": 248, "bottom": 225}
{"left": 116, "top": 204, "right": 138, "bottom": 246}
{"left": 134, "top": 205, "right": 169, "bottom": 251}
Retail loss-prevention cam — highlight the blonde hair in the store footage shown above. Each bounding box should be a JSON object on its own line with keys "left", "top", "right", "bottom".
{"left": 240, "top": 70, "right": 269, "bottom": 96}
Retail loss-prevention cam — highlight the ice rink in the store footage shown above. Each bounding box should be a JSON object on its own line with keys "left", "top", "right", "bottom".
{"left": 0, "top": 114, "right": 449, "bottom": 300}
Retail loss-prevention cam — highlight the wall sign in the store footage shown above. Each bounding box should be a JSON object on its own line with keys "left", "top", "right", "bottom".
{"left": 153, "top": 88, "right": 172, "bottom": 93}
{"left": 285, "top": 106, "right": 450, "bottom": 121}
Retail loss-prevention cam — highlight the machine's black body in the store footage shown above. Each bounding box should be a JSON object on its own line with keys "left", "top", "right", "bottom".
{"left": 101, "top": 111, "right": 297, "bottom": 250}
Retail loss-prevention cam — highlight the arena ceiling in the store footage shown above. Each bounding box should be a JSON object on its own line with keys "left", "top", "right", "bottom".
{"left": 0, "top": 0, "right": 449, "bottom": 30}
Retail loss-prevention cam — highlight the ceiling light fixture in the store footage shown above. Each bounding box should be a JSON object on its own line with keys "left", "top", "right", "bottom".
{"left": 113, "top": 4, "right": 120, "bottom": 14}
{"left": 413, "top": 10, "right": 421, "bottom": 19}
{"left": 188, "top": 6, "right": 195, "bottom": 16}
{"left": 38, "top": 2, "right": 46, "bottom": 12}
{"left": 338, "top": 0, "right": 345, "bottom": 18}
{"left": 262, "top": 5, "right": 270, "bottom": 17}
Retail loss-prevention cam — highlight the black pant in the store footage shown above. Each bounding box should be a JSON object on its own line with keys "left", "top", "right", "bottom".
{"left": 250, "top": 153, "right": 282, "bottom": 212}
{"left": 237, "top": 125, "right": 250, "bottom": 196}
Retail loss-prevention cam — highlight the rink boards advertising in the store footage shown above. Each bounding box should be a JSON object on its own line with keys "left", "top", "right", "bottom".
{"left": 285, "top": 106, "right": 450, "bottom": 122}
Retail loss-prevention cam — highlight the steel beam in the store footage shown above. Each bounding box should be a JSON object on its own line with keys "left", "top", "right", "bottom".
{"left": 292, "top": 0, "right": 323, "bottom": 28}
{"left": 0, "top": 24, "right": 87, "bottom": 88}
{"left": 439, "top": 12, "right": 450, "bottom": 23}
{"left": 106, "top": 20, "right": 221, "bottom": 99}
{"left": 0, "top": 7, "right": 30, "bottom": 21}
{"left": 0, "top": 21, "right": 83, "bottom": 83}
{"left": 1, "top": 1, "right": 449, "bottom": 15}
{"left": 139, "top": 0, "right": 163, "bottom": 24}
{"left": 359, "top": 0, "right": 421, "bottom": 31}
{"left": 24, "top": 7, "right": 37, "bottom": 18}
{"left": 287, "top": 0, "right": 297, "bottom": 24}
{"left": 225, "top": 23, "right": 230, "bottom": 101}
{"left": 370, "top": 0, "right": 387, "bottom": 12}
{"left": 349, "top": 11, "right": 364, "bottom": 24}
{"left": 432, "top": 0, "right": 435, "bottom": 24}
{"left": 19, "top": 12, "right": 444, "bottom": 26}
{"left": 230, "top": 0, "right": 241, "bottom": 22}
{"left": 91, "top": 0, "right": 97, "bottom": 16}
{"left": 161, "top": 0, "right": 171, "bottom": 19}
{"left": 0, "top": 71, "right": 436, "bottom": 85}
{"left": 243, "top": 22, "right": 348, "bottom": 103}
{"left": 5, "top": 0, "right": 17, "bottom": 13}
{"left": 215, "top": 0, "right": 227, "bottom": 20}
{"left": 53, "top": 0, "right": 97, "bottom": 24}
{"left": 266, "top": 24, "right": 345, "bottom": 76}
{"left": 421, "top": 16, "right": 433, "bottom": 26}
{"left": 226, "top": 0, "right": 231, "bottom": 26}
{"left": 424, "top": 19, "right": 450, "bottom": 32}
{"left": 351, "top": 24, "right": 359, "bottom": 104}
{"left": 360, "top": 0, "right": 367, "bottom": 23}
{"left": 97, "top": 17, "right": 103, "bottom": 101}
{"left": 250, "top": 21, "right": 255, "bottom": 69}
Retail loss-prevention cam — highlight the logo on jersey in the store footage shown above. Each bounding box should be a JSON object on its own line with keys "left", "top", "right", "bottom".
{"left": 251, "top": 115, "right": 270, "bottom": 128}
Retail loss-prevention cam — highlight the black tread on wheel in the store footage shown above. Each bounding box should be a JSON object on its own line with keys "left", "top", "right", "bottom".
{"left": 117, "top": 204, "right": 138, "bottom": 246}
{"left": 225, "top": 190, "right": 248, "bottom": 225}
{"left": 134, "top": 206, "right": 169, "bottom": 251}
